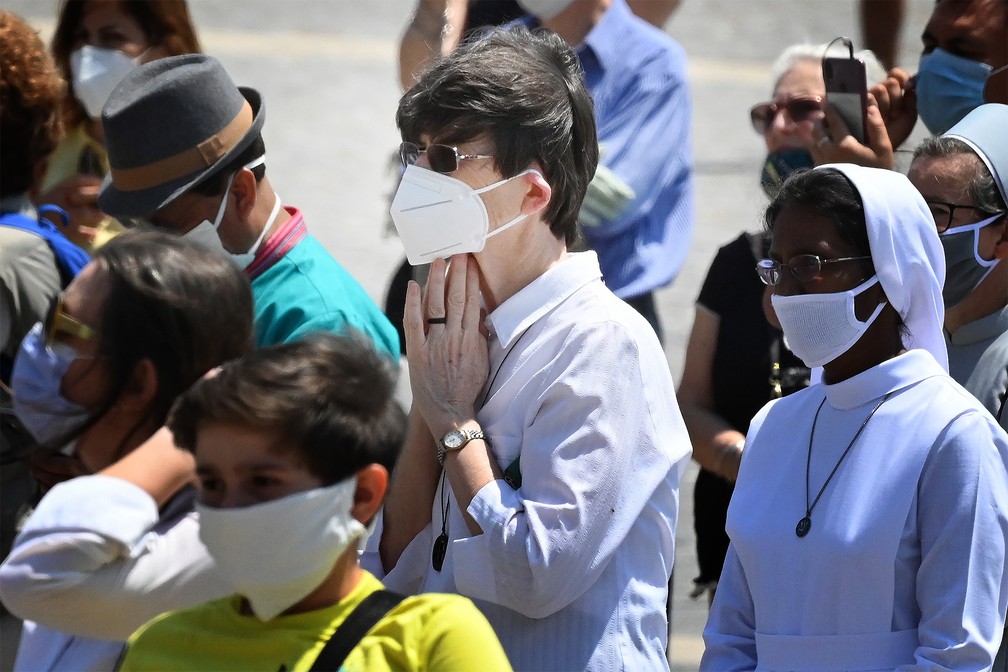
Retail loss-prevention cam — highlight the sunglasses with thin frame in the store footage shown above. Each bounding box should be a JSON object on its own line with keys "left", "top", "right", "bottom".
{"left": 399, "top": 141, "right": 493, "bottom": 174}
{"left": 749, "top": 96, "right": 824, "bottom": 134}
{"left": 43, "top": 296, "right": 97, "bottom": 349}
{"left": 756, "top": 254, "right": 873, "bottom": 286}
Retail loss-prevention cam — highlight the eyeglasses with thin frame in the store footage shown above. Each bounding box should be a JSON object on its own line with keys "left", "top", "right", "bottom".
{"left": 399, "top": 141, "right": 493, "bottom": 174}
{"left": 44, "top": 295, "right": 97, "bottom": 349}
{"left": 924, "top": 199, "right": 1003, "bottom": 234}
{"left": 749, "top": 96, "right": 824, "bottom": 134}
{"left": 756, "top": 254, "right": 873, "bottom": 286}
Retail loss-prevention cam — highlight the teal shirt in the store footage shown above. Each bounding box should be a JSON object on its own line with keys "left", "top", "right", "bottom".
{"left": 250, "top": 234, "right": 398, "bottom": 358}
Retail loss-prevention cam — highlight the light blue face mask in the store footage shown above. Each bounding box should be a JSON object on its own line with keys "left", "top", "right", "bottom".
{"left": 916, "top": 48, "right": 992, "bottom": 136}
{"left": 11, "top": 324, "right": 92, "bottom": 448}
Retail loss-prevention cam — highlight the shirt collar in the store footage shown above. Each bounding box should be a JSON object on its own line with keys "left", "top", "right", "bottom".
{"left": 823, "top": 349, "right": 947, "bottom": 410}
{"left": 487, "top": 251, "right": 602, "bottom": 348}
{"left": 580, "top": 0, "right": 633, "bottom": 73}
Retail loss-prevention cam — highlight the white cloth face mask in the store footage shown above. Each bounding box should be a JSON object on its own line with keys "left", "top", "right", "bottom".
{"left": 195, "top": 477, "right": 364, "bottom": 621}
{"left": 771, "top": 275, "right": 887, "bottom": 368}
{"left": 70, "top": 45, "right": 143, "bottom": 119}
{"left": 389, "top": 165, "right": 536, "bottom": 266}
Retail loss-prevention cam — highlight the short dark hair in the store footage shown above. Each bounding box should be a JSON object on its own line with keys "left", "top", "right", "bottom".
{"left": 913, "top": 136, "right": 1007, "bottom": 215}
{"left": 52, "top": 0, "right": 201, "bottom": 130}
{"left": 764, "top": 167, "right": 871, "bottom": 256}
{"left": 0, "top": 11, "right": 64, "bottom": 198}
{"left": 52, "top": 230, "right": 254, "bottom": 449}
{"left": 397, "top": 26, "right": 598, "bottom": 247}
{"left": 187, "top": 133, "right": 267, "bottom": 197}
{"left": 168, "top": 332, "right": 406, "bottom": 484}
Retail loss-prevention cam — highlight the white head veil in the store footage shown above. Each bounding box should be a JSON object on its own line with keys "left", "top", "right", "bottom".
{"left": 818, "top": 163, "right": 948, "bottom": 371}
{"left": 944, "top": 103, "right": 1008, "bottom": 206}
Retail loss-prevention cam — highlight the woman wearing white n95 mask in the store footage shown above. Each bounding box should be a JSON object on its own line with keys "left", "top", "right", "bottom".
{"left": 701, "top": 164, "right": 1008, "bottom": 670}
{"left": 36, "top": 0, "right": 201, "bottom": 252}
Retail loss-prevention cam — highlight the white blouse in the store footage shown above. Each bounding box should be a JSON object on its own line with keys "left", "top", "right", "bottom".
{"left": 702, "top": 349, "right": 1008, "bottom": 671}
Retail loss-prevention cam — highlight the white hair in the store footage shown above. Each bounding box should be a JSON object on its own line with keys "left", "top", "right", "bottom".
{"left": 771, "top": 42, "right": 887, "bottom": 91}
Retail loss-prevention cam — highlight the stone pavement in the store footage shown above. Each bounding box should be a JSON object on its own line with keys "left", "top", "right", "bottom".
{"left": 1, "top": 1, "right": 935, "bottom": 669}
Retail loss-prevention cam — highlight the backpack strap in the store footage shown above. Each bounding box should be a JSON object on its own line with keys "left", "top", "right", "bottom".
{"left": 308, "top": 590, "right": 404, "bottom": 672}
{"left": 0, "top": 207, "right": 89, "bottom": 287}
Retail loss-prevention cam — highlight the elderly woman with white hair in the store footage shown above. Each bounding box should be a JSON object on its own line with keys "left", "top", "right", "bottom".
{"left": 701, "top": 164, "right": 1008, "bottom": 670}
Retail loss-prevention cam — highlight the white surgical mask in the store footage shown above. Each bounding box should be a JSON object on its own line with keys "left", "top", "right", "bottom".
{"left": 195, "top": 478, "right": 364, "bottom": 621}
{"left": 70, "top": 45, "right": 143, "bottom": 119}
{"left": 389, "top": 165, "right": 535, "bottom": 266}
{"left": 183, "top": 156, "right": 274, "bottom": 269}
{"left": 771, "top": 276, "right": 887, "bottom": 368}
{"left": 516, "top": 0, "right": 574, "bottom": 20}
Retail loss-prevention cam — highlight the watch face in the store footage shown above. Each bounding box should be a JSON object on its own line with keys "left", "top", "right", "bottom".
{"left": 443, "top": 431, "right": 465, "bottom": 449}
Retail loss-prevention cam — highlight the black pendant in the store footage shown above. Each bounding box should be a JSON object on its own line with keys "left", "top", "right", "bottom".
{"left": 796, "top": 516, "right": 811, "bottom": 538}
{"left": 432, "top": 532, "right": 448, "bottom": 571}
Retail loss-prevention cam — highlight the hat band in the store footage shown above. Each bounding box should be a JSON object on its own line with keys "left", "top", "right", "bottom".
{"left": 109, "top": 100, "right": 254, "bottom": 192}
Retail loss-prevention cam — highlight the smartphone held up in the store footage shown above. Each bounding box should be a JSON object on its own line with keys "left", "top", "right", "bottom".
{"left": 822, "top": 38, "right": 869, "bottom": 145}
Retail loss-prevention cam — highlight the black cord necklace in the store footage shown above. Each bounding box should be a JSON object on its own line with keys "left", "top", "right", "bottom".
{"left": 431, "top": 323, "right": 534, "bottom": 572}
{"left": 796, "top": 391, "right": 891, "bottom": 538}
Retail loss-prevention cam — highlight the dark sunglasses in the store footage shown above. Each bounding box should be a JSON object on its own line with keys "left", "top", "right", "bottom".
{"left": 749, "top": 96, "right": 824, "bottom": 134}
{"left": 756, "top": 254, "right": 872, "bottom": 286}
{"left": 399, "top": 141, "right": 493, "bottom": 174}
{"left": 44, "top": 295, "right": 97, "bottom": 349}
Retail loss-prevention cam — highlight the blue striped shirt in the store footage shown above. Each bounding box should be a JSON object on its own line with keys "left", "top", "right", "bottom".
{"left": 526, "top": 0, "right": 695, "bottom": 299}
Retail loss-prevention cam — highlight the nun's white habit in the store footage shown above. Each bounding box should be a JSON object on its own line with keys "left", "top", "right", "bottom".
{"left": 701, "top": 164, "right": 1008, "bottom": 671}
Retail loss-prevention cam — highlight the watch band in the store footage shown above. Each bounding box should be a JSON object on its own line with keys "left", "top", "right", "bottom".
{"left": 437, "top": 428, "right": 486, "bottom": 465}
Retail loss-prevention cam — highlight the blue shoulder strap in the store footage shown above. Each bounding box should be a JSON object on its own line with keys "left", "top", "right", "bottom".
{"left": 0, "top": 207, "right": 90, "bottom": 286}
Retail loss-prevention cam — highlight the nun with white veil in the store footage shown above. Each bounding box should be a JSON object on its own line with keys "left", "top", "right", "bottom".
{"left": 701, "top": 163, "right": 1008, "bottom": 671}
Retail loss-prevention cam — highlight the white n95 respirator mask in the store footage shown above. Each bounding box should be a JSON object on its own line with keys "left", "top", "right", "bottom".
{"left": 389, "top": 165, "right": 535, "bottom": 266}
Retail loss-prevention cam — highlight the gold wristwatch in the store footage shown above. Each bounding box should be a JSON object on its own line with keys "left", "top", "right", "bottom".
{"left": 437, "top": 427, "right": 485, "bottom": 465}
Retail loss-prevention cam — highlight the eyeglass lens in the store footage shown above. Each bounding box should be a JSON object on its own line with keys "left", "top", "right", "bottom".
{"left": 751, "top": 98, "right": 822, "bottom": 133}
{"left": 399, "top": 142, "right": 460, "bottom": 173}
{"left": 925, "top": 202, "right": 974, "bottom": 233}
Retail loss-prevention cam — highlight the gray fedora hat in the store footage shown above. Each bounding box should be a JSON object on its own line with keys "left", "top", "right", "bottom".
{"left": 98, "top": 53, "right": 265, "bottom": 218}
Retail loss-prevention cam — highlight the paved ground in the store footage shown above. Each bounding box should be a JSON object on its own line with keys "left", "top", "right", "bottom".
{"left": 1, "top": 1, "right": 936, "bottom": 669}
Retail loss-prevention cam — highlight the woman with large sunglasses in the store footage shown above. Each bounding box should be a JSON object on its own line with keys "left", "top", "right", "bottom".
{"left": 0, "top": 230, "right": 254, "bottom": 671}
{"left": 676, "top": 41, "right": 885, "bottom": 607}
{"left": 701, "top": 164, "right": 1008, "bottom": 670}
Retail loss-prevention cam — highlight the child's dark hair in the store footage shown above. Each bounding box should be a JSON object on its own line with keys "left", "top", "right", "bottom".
{"left": 168, "top": 332, "right": 406, "bottom": 483}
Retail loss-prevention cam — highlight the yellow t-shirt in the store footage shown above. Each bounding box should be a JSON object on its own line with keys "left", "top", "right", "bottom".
{"left": 39, "top": 125, "right": 124, "bottom": 252}
{"left": 119, "top": 571, "right": 512, "bottom": 672}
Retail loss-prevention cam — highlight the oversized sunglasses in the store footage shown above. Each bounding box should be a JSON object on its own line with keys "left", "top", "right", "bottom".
{"left": 399, "top": 141, "right": 493, "bottom": 174}
{"left": 44, "top": 295, "right": 97, "bottom": 349}
{"left": 749, "top": 96, "right": 824, "bottom": 134}
{"left": 756, "top": 254, "right": 872, "bottom": 286}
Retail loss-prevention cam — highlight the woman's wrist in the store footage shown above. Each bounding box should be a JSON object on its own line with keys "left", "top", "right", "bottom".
{"left": 716, "top": 439, "right": 745, "bottom": 483}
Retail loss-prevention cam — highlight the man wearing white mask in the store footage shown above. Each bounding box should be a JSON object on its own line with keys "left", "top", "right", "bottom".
{"left": 909, "top": 104, "right": 1008, "bottom": 424}
{"left": 97, "top": 54, "right": 398, "bottom": 355}
{"left": 365, "top": 27, "right": 692, "bottom": 671}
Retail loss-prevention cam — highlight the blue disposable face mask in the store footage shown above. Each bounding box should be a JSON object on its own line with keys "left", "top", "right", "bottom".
{"left": 939, "top": 213, "right": 1004, "bottom": 308}
{"left": 11, "top": 324, "right": 92, "bottom": 448}
{"left": 916, "top": 48, "right": 992, "bottom": 135}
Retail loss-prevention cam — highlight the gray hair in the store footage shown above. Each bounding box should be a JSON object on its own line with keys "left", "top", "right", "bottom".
{"left": 913, "top": 136, "right": 1007, "bottom": 215}
{"left": 771, "top": 42, "right": 887, "bottom": 92}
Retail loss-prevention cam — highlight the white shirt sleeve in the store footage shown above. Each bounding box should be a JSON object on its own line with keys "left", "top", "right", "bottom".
{"left": 898, "top": 412, "right": 1008, "bottom": 670}
{"left": 451, "top": 323, "right": 684, "bottom": 618}
{"left": 0, "top": 475, "right": 224, "bottom": 640}
{"left": 700, "top": 544, "right": 759, "bottom": 670}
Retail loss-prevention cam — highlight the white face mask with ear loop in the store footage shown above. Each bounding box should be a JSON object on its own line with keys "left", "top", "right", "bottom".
{"left": 182, "top": 156, "right": 275, "bottom": 268}
{"left": 70, "top": 45, "right": 149, "bottom": 119}
{"left": 389, "top": 165, "right": 540, "bottom": 266}
{"left": 771, "top": 275, "right": 888, "bottom": 368}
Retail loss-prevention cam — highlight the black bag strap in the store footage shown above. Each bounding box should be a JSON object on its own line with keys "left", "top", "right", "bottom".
{"left": 308, "top": 589, "right": 405, "bottom": 672}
